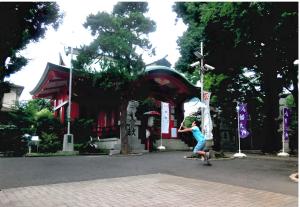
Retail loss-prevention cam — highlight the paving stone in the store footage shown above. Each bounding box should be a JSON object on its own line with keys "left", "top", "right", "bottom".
{"left": 0, "top": 173, "right": 297, "bottom": 207}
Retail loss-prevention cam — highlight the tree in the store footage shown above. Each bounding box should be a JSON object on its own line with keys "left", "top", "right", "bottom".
{"left": 74, "top": 2, "right": 156, "bottom": 154}
{"left": 0, "top": 2, "right": 63, "bottom": 109}
{"left": 174, "top": 2, "right": 298, "bottom": 152}
{"left": 0, "top": 98, "right": 63, "bottom": 154}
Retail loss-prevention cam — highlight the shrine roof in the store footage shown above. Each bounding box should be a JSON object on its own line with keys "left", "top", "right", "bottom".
{"left": 30, "top": 62, "right": 74, "bottom": 98}
{"left": 144, "top": 65, "right": 198, "bottom": 89}
{"left": 31, "top": 62, "right": 200, "bottom": 100}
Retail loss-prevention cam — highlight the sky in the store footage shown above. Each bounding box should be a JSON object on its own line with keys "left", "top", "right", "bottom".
{"left": 6, "top": 1, "right": 187, "bottom": 101}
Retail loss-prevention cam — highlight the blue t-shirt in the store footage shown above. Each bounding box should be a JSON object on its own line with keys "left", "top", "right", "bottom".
{"left": 191, "top": 126, "right": 205, "bottom": 143}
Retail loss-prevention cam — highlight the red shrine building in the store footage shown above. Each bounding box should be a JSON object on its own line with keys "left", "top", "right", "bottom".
{"left": 31, "top": 62, "right": 200, "bottom": 152}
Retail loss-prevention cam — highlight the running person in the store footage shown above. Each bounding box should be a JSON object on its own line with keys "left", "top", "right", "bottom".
{"left": 178, "top": 120, "right": 211, "bottom": 165}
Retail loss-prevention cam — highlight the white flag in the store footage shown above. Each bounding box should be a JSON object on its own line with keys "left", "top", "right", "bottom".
{"left": 183, "top": 97, "right": 206, "bottom": 118}
{"left": 161, "top": 102, "right": 169, "bottom": 134}
{"left": 203, "top": 91, "right": 213, "bottom": 140}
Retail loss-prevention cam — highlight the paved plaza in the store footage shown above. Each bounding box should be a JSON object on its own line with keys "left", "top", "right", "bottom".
{"left": 0, "top": 173, "right": 297, "bottom": 207}
{"left": 0, "top": 152, "right": 298, "bottom": 207}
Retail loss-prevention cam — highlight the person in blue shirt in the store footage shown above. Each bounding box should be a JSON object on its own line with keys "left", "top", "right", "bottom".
{"left": 178, "top": 120, "right": 211, "bottom": 165}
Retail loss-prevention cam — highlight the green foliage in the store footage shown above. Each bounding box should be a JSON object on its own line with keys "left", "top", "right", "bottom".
{"left": 73, "top": 2, "right": 157, "bottom": 154}
{"left": 74, "top": 2, "right": 156, "bottom": 88}
{"left": 286, "top": 94, "right": 295, "bottom": 108}
{"left": 0, "top": 99, "right": 63, "bottom": 155}
{"left": 72, "top": 118, "right": 95, "bottom": 144}
{"left": 0, "top": 2, "right": 63, "bottom": 108}
{"left": 1, "top": 109, "right": 34, "bottom": 135}
{"left": 0, "top": 121, "right": 27, "bottom": 156}
{"left": 38, "top": 132, "right": 61, "bottom": 153}
{"left": 0, "top": 109, "right": 32, "bottom": 156}
{"left": 174, "top": 2, "right": 298, "bottom": 152}
{"left": 35, "top": 115, "right": 62, "bottom": 137}
{"left": 35, "top": 108, "right": 53, "bottom": 120}
{"left": 19, "top": 99, "right": 52, "bottom": 115}
{"left": 139, "top": 98, "right": 160, "bottom": 113}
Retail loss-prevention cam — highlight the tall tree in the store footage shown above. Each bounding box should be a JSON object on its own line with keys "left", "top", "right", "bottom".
{"left": 74, "top": 2, "right": 156, "bottom": 154}
{"left": 0, "top": 2, "right": 63, "bottom": 109}
{"left": 174, "top": 2, "right": 298, "bottom": 152}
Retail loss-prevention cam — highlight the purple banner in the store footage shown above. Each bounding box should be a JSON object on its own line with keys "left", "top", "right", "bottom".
{"left": 283, "top": 107, "right": 291, "bottom": 140}
{"left": 238, "top": 103, "right": 250, "bottom": 139}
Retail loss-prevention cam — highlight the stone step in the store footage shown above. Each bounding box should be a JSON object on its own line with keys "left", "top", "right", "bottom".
{"left": 158, "top": 139, "right": 190, "bottom": 150}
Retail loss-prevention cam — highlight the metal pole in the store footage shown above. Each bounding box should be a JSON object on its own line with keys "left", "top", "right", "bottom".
{"left": 200, "top": 42, "right": 204, "bottom": 132}
{"left": 233, "top": 101, "right": 246, "bottom": 158}
{"left": 67, "top": 47, "right": 73, "bottom": 135}
{"left": 237, "top": 102, "right": 241, "bottom": 154}
{"left": 282, "top": 107, "right": 285, "bottom": 153}
{"left": 277, "top": 107, "right": 289, "bottom": 157}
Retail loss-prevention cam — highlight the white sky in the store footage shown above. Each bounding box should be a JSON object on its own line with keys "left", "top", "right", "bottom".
{"left": 6, "top": 1, "right": 187, "bottom": 101}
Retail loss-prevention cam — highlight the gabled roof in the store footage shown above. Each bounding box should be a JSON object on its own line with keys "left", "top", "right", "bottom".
{"left": 145, "top": 65, "right": 198, "bottom": 90}
{"left": 30, "top": 63, "right": 71, "bottom": 98}
{"left": 31, "top": 63, "right": 200, "bottom": 102}
{"left": 143, "top": 65, "right": 200, "bottom": 103}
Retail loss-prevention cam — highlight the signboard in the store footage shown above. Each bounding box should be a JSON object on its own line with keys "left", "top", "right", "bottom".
{"left": 31, "top": 136, "right": 39, "bottom": 141}
{"left": 238, "top": 103, "right": 250, "bottom": 139}
{"left": 161, "top": 102, "right": 169, "bottom": 134}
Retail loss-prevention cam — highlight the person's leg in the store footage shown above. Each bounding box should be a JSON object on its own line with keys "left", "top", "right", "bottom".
{"left": 196, "top": 144, "right": 212, "bottom": 166}
{"left": 194, "top": 141, "right": 206, "bottom": 159}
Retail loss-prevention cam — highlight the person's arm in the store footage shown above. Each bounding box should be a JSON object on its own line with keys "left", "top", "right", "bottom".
{"left": 178, "top": 122, "right": 192, "bottom": 133}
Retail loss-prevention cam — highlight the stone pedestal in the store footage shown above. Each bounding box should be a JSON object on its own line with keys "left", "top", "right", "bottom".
{"left": 278, "top": 139, "right": 290, "bottom": 157}
{"left": 127, "top": 120, "right": 146, "bottom": 153}
{"left": 63, "top": 134, "right": 74, "bottom": 152}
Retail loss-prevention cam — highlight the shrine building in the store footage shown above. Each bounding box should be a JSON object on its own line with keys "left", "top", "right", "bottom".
{"left": 30, "top": 62, "right": 201, "bottom": 153}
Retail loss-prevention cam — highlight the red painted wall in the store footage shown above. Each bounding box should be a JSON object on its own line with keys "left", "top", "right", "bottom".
{"left": 71, "top": 102, "right": 79, "bottom": 121}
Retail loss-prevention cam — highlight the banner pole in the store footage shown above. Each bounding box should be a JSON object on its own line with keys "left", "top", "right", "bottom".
{"left": 158, "top": 102, "right": 167, "bottom": 150}
{"left": 278, "top": 107, "right": 289, "bottom": 157}
{"left": 237, "top": 104, "right": 241, "bottom": 154}
{"left": 282, "top": 107, "right": 285, "bottom": 154}
{"left": 234, "top": 102, "right": 246, "bottom": 158}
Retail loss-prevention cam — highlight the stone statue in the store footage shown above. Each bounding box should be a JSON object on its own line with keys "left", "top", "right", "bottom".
{"left": 127, "top": 100, "right": 139, "bottom": 121}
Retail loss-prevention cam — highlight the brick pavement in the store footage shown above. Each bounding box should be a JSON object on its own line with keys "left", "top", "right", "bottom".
{"left": 0, "top": 173, "right": 297, "bottom": 207}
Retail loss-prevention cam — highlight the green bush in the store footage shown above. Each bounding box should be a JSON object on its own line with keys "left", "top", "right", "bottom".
{"left": 72, "top": 118, "right": 95, "bottom": 144}
{"left": 38, "top": 132, "right": 61, "bottom": 153}
{"left": 0, "top": 124, "right": 27, "bottom": 156}
{"left": 36, "top": 115, "right": 63, "bottom": 136}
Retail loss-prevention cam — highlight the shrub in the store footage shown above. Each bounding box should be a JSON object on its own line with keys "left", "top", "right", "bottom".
{"left": 0, "top": 124, "right": 27, "bottom": 156}
{"left": 72, "top": 118, "right": 95, "bottom": 144}
{"left": 38, "top": 132, "right": 61, "bottom": 153}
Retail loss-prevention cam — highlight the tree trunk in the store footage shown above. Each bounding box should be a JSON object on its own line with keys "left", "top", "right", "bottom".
{"left": 261, "top": 67, "right": 281, "bottom": 153}
{"left": 0, "top": 58, "right": 7, "bottom": 110}
{"left": 120, "top": 97, "right": 129, "bottom": 154}
{"left": 291, "top": 75, "right": 298, "bottom": 110}
{"left": 290, "top": 74, "right": 298, "bottom": 153}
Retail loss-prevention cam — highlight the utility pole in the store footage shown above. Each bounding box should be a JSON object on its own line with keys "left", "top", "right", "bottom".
{"left": 63, "top": 46, "right": 74, "bottom": 152}
{"left": 200, "top": 42, "right": 204, "bottom": 132}
{"left": 191, "top": 42, "right": 215, "bottom": 149}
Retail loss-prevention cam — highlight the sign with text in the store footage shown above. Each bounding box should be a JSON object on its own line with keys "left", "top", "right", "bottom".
{"left": 161, "top": 102, "right": 169, "bottom": 134}
{"left": 238, "top": 103, "right": 250, "bottom": 139}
